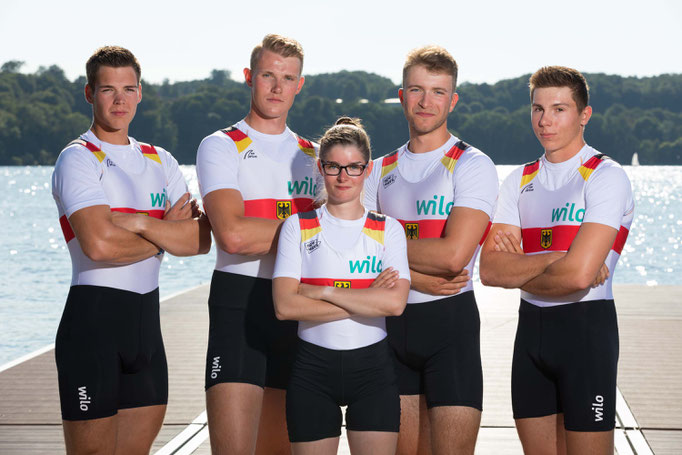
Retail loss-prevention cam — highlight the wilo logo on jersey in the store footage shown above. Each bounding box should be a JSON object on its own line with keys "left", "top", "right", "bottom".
{"left": 416, "top": 195, "right": 453, "bottom": 216}
{"left": 552, "top": 202, "right": 585, "bottom": 223}
{"left": 78, "top": 386, "right": 91, "bottom": 412}
{"left": 150, "top": 188, "right": 168, "bottom": 208}
{"left": 211, "top": 356, "right": 221, "bottom": 379}
{"left": 349, "top": 255, "right": 382, "bottom": 274}
{"left": 288, "top": 177, "right": 318, "bottom": 197}
{"left": 592, "top": 395, "right": 604, "bottom": 422}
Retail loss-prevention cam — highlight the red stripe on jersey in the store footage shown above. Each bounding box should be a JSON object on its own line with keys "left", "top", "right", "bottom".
{"left": 523, "top": 223, "right": 629, "bottom": 254}
{"left": 244, "top": 198, "right": 314, "bottom": 219}
{"left": 522, "top": 225, "right": 580, "bottom": 253}
{"left": 111, "top": 207, "right": 165, "bottom": 219}
{"left": 382, "top": 152, "right": 398, "bottom": 167}
{"left": 296, "top": 136, "right": 314, "bottom": 150}
{"left": 363, "top": 217, "right": 386, "bottom": 232}
{"left": 139, "top": 143, "right": 157, "bottom": 155}
{"left": 223, "top": 127, "right": 248, "bottom": 142}
{"left": 612, "top": 226, "right": 629, "bottom": 255}
{"left": 59, "top": 215, "right": 75, "bottom": 243}
{"left": 523, "top": 160, "right": 540, "bottom": 176}
{"left": 479, "top": 221, "right": 492, "bottom": 246}
{"left": 582, "top": 154, "right": 605, "bottom": 170}
{"left": 444, "top": 142, "right": 466, "bottom": 160}
{"left": 299, "top": 215, "right": 321, "bottom": 231}
{"left": 398, "top": 219, "right": 447, "bottom": 238}
{"left": 300, "top": 278, "right": 375, "bottom": 289}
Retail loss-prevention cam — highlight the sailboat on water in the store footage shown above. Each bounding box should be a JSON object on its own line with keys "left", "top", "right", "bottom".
{"left": 631, "top": 152, "right": 640, "bottom": 166}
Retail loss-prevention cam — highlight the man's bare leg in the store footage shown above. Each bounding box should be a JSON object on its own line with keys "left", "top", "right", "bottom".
{"left": 63, "top": 416, "right": 117, "bottom": 454}
{"left": 255, "top": 387, "right": 290, "bottom": 455}
{"left": 115, "top": 405, "right": 166, "bottom": 454}
{"left": 291, "top": 437, "right": 340, "bottom": 455}
{"left": 565, "top": 429, "right": 613, "bottom": 455}
{"left": 516, "top": 414, "right": 567, "bottom": 455}
{"left": 347, "top": 430, "right": 398, "bottom": 455}
{"left": 429, "top": 406, "right": 481, "bottom": 455}
{"left": 395, "top": 394, "right": 431, "bottom": 455}
{"left": 206, "top": 382, "right": 264, "bottom": 455}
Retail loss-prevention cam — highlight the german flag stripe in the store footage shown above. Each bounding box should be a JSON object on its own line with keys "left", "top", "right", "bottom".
{"left": 243, "top": 198, "right": 314, "bottom": 219}
{"left": 111, "top": 207, "right": 165, "bottom": 219}
{"left": 298, "top": 211, "right": 322, "bottom": 242}
{"left": 222, "top": 127, "right": 253, "bottom": 153}
{"left": 440, "top": 141, "right": 468, "bottom": 173}
{"left": 363, "top": 212, "right": 386, "bottom": 245}
{"left": 296, "top": 136, "right": 316, "bottom": 159}
{"left": 380, "top": 151, "right": 399, "bottom": 177}
{"left": 140, "top": 143, "right": 162, "bottom": 164}
{"left": 80, "top": 140, "right": 106, "bottom": 163}
{"left": 398, "top": 219, "right": 446, "bottom": 238}
{"left": 520, "top": 159, "right": 540, "bottom": 188}
{"left": 59, "top": 215, "right": 75, "bottom": 243}
{"left": 300, "top": 278, "right": 375, "bottom": 289}
{"left": 578, "top": 154, "right": 606, "bottom": 181}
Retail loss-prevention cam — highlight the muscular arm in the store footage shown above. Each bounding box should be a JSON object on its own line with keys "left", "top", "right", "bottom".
{"left": 69, "top": 205, "right": 160, "bottom": 264}
{"left": 409, "top": 268, "right": 469, "bottom": 296}
{"left": 479, "top": 223, "right": 564, "bottom": 289}
{"left": 112, "top": 196, "right": 212, "bottom": 256}
{"left": 521, "top": 223, "right": 617, "bottom": 296}
{"left": 203, "top": 188, "right": 283, "bottom": 256}
{"left": 407, "top": 207, "right": 490, "bottom": 275}
{"left": 273, "top": 277, "right": 353, "bottom": 322}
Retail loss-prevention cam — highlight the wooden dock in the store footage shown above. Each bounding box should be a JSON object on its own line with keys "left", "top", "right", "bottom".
{"left": 0, "top": 284, "right": 680, "bottom": 454}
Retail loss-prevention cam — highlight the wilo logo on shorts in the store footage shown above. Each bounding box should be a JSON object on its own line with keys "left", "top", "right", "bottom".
{"left": 551, "top": 202, "right": 585, "bottom": 223}
{"left": 349, "top": 255, "right": 382, "bottom": 274}
{"left": 592, "top": 395, "right": 604, "bottom": 422}
{"left": 416, "top": 195, "right": 453, "bottom": 216}
{"left": 150, "top": 188, "right": 168, "bottom": 208}
{"left": 211, "top": 356, "right": 222, "bottom": 379}
{"left": 78, "top": 386, "right": 91, "bottom": 412}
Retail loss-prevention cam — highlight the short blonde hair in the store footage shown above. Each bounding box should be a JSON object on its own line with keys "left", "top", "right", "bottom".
{"left": 250, "top": 34, "right": 304, "bottom": 74}
{"left": 403, "top": 45, "right": 458, "bottom": 91}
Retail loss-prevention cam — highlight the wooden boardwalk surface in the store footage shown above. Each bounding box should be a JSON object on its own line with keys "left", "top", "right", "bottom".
{"left": 0, "top": 283, "right": 679, "bottom": 454}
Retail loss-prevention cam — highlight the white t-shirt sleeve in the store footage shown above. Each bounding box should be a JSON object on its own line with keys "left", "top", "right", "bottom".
{"left": 158, "top": 147, "right": 189, "bottom": 204}
{"left": 196, "top": 133, "right": 240, "bottom": 198}
{"left": 493, "top": 166, "right": 523, "bottom": 227}
{"left": 363, "top": 157, "right": 382, "bottom": 212}
{"left": 273, "top": 215, "right": 303, "bottom": 280}
{"left": 52, "top": 146, "right": 108, "bottom": 217}
{"left": 452, "top": 151, "right": 499, "bottom": 217}
{"left": 583, "top": 164, "right": 634, "bottom": 230}
{"left": 382, "top": 217, "right": 411, "bottom": 282}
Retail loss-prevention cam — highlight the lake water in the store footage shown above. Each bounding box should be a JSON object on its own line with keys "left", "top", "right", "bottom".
{"left": 1, "top": 165, "right": 680, "bottom": 366}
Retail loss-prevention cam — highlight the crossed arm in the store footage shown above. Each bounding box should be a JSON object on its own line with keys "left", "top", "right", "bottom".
{"left": 70, "top": 192, "right": 211, "bottom": 263}
{"left": 479, "top": 222, "right": 616, "bottom": 296}
{"left": 273, "top": 268, "right": 410, "bottom": 322}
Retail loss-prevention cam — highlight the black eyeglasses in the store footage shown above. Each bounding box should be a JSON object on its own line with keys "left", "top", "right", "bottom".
{"left": 320, "top": 161, "right": 368, "bottom": 176}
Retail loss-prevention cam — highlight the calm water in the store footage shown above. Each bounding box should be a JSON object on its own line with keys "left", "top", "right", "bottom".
{"left": 1, "top": 165, "right": 680, "bottom": 366}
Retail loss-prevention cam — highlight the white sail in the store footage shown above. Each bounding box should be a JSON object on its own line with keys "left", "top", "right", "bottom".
{"left": 631, "top": 152, "right": 640, "bottom": 166}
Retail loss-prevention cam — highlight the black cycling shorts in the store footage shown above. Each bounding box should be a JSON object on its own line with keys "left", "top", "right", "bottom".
{"left": 512, "top": 299, "right": 618, "bottom": 431}
{"left": 55, "top": 285, "right": 168, "bottom": 421}
{"left": 205, "top": 271, "right": 298, "bottom": 390}
{"left": 386, "top": 291, "right": 482, "bottom": 410}
{"left": 286, "top": 338, "right": 400, "bottom": 442}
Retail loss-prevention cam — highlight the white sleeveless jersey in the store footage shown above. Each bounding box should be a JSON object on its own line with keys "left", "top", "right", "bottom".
{"left": 196, "top": 120, "right": 318, "bottom": 279}
{"left": 496, "top": 146, "right": 634, "bottom": 307}
{"left": 52, "top": 130, "right": 188, "bottom": 294}
{"left": 368, "top": 135, "right": 497, "bottom": 303}
{"left": 273, "top": 207, "right": 410, "bottom": 350}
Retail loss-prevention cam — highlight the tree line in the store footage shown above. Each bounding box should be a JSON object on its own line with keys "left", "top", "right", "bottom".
{"left": 1, "top": 61, "right": 681, "bottom": 166}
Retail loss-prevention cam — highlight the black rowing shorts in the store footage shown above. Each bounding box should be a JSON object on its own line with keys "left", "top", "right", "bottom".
{"left": 512, "top": 299, "right": 618, "bottom": 431}
{"left": 55, "top": 285, "right": 168, "bottom": 421}
{"left": 386, "top": 291, "right": 483, "bottom": 410}
{"left": 205, "top": 271, "right": 298, "bottom": 390}
{"left": 286, "top": 339, "right": 400, "bottom": 442}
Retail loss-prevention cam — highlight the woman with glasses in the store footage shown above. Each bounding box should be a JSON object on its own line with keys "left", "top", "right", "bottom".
{"left": 273, "top": 117, "right": 410, "bottom": 454}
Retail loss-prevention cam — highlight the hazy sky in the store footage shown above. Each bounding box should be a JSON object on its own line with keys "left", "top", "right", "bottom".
{"left": 2, "top": 0, "right": 681, "bottom": 86}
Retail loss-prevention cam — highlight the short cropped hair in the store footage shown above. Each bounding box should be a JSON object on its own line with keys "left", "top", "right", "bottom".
{"left": 529, "top": 66, "right": 590, "bottom": 111}
{"left": 86, "top": 46, "right": 141, "bottom": 88}
{"left": 403, "top": 45, "right": 458, "bottom": 91}
{"left": 250, "top": 34, "right": 304, "bottom": 74}
{"left": 319, "top": 117, "right": 372, "bottom": 163}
